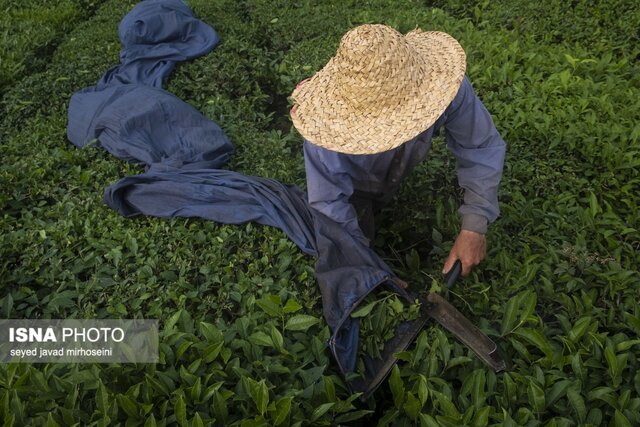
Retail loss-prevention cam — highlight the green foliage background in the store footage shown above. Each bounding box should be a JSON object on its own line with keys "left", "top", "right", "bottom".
{"left": 1, "top": 0, "right": 639, "bottom": 425}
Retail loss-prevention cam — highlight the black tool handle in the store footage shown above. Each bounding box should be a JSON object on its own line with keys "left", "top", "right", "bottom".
{"left": 444, "top": 259, "right": 462, "bottom": 288}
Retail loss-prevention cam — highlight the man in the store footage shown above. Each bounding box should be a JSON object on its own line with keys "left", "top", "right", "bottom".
{"left": 290, "top": 24, "right": 506, "bottom": 278}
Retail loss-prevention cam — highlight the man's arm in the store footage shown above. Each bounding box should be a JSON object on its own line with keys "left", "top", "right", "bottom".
{"left": 303, "top": 141, "right": 370, "bottom": 246}
{"left": 441, "top": 76, "right": 507, "bottom": 275}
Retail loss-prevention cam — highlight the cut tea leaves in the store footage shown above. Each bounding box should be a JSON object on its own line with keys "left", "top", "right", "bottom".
{"left": 354, "top": 289, "right": 421, "bottom": 363}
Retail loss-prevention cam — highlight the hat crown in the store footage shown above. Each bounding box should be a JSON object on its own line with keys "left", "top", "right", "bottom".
{"left": 334, "top": 24, "right": 426, "bottom": 111}
{"left": 289, "top": 24, "right": 466, "bottom": 155}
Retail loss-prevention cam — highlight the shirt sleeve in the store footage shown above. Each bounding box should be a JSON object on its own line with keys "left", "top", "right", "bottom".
{"left": 443, "top": 76, "right": 506, "bottom": 234}
{"left": 303, "top": 141, "right": 369, "bottom": 245}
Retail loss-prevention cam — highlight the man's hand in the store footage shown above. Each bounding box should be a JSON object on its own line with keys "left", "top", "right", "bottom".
{"left": 395, "top": 278, "right": 409, "bottom": 289}
{"left": 442, "top": 230, "right": 486, "bottom": 277}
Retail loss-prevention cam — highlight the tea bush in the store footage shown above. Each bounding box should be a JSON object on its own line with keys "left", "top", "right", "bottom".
{"left": 0, "top": 0, "right": 107, "bottom": 113}
{"left": 1, "top": 0, "right": 639, "bottom": 425}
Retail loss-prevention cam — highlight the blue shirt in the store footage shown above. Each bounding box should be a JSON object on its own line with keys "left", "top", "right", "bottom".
{"left": 303, "top": 76, "right": 506, "bottom": 244}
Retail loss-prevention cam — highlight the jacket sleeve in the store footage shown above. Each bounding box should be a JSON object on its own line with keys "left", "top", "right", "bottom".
{"left": 303, "top": 141, "right": 369, "bottom": 245}
{"left": 443, "top": 76, "right": 506, "bottom": 234}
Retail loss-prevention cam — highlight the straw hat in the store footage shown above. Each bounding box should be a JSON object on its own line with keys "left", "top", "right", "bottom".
{"left": 290, "top": 24, "right": 466, "bottom": 155}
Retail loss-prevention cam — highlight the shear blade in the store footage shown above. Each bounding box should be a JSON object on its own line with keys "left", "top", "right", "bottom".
{"left": 422, "top": 292, "right": 506, "bottom": 372}
{"left": 348, "top": 289, "right": 507, "bottom": 401}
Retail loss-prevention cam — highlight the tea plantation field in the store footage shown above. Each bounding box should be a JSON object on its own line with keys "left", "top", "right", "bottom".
{"left": 1, "top": 0, "right": 639, "bottom": 425}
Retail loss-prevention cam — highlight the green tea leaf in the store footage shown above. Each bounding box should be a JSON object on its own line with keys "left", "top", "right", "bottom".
{"left": 378, "top": 409, "right": 399, "bottom": 426}
{"left": 95, "top": 380, "right": 109, "bottom": 416}
{"left": 189, "top": 413, "right": 203, "bottom": 427}
{"left": 514, "top": 328, "right": 553, "bottom": 357}
{"left": 283, "top": 299, "right": 303, "bottom": 314}
{"left": 624, "top": 313, "right": 640, "bottom": 335}
{"left": 501, "top": 291, "right": 536, "bottom": 336}
{"left": 500, "top": 293, "right": 521, "bottom": 336}
{"left": 604, "top": 346, "right": 619, "bottom": 385}
{"left": 499, "top": 408, "right": 517, "bottom": 427}
{"left": 45, "top": 413, "right": 61, "bottom": 427}
{"left": 246, "top": 378, "right": 269, "bottom": 416}
{"left": 164, "top": 310, "right": 185, "bottom": 332}
{"left": 257, "top": 297, "right": 283, "bottom": 318}
{"left": 199, "top": 322, "right": 223, "bottom": 342}
{"left": 190, "top": 378, "right": 202, "bottom": 403}
{"left": 568, "top": 316, "right": 592, "bottom": 342}
{"left": 472, "top": 407, "right": 490, "bottom": 427}
{"left": 587, "top": 386, "right": 618, "bottom": 408}
{"left": 406, "top": 248, "right": 421, "bottom": 272}
{"left": 285, "top": 314, "right": 320, "bottom": 331}
{"left": 615, "top": 339, "right": 640, "bottom": 352}
{"left": 390, "top": 296, "right": 404, "bottom": 314}
{"left": 176, "top": 340, "right": 193, "bottom": 360}
{"left": 174, "top": 394, "right": 187, "bottom": 427}
{"left": 413, "top": 332, "right": 430, "bottom": 365}
{"left": 9, "top": 390, "right": 23, "bottom": 426}
{"left": 546, "top": 380, "right": 571, "bottom": 407}
{"left": 614, "top": 410, "right": 633, "bottom": 427}
{"left": 335, "top": 409, "right": 374, "bottom": 423}
{"left": 202, "top": 382, "right": 224, "bottom": 403}
{"left": 350, "top": 300, "right": 378, "bottom": 318}
{"left": 144, "top": 413, "right": 157, "bottom": 427}
{"left": 527, "top": 381, "right": 545, "bottom": 414}
{"left": 203, "top": 341, "right": 224, "bottom": 363}
{"left": 420, "top": 413, "right": 439, "bottom": 427}
{"left": 519, "top": 291, "right": 537, "bottom": 324}
{"left": 248, "top": 331, "right": 274, "bottom": 347}
{"left": 431, "top": 390, "right": 460, "bottom": 418}
{"left": 323, "top": 376, "right": 336, "bottom": 402}
{"left": 404, "top": 392, "right": 422, "bottom": 420}
{"left": 417, "top": 374, "right": 429, "bottom": 405}
{"left": 389, "top": 365, "right": 405, "bottom": 408}
{"left": 586, "top": 408, "right": 603, "bottom": 426}
{"left": 29, "top": 368, "right": 49, "bottom": 393}
{"left": 310, "top": 402, "right": 335, "bottom": 422}
{"left": 588, "top": 192, "right": 600, "bottom": 218}
{"left": 567, "top": 387, "right": 586, "bottom": 423}
{"left": 471, "top": 369, "right": 486, "bottom": 409}
{"left": 273, "top": 396, "right": 292, "bottom": 426}
{"left": 270, "top": 325, "right": 284, "bottom": 351}
{"left": 116, "top": 394, "right": 139, "bottom": 419}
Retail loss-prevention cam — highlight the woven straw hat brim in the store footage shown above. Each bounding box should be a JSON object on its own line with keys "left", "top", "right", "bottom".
{"left": 291, "top": 29, "right": 466, "bottom": 155}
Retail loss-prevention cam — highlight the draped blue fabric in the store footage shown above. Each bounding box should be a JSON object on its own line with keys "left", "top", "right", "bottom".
{"left": 67, "top": 0, "right": 406, "bottom": 378}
